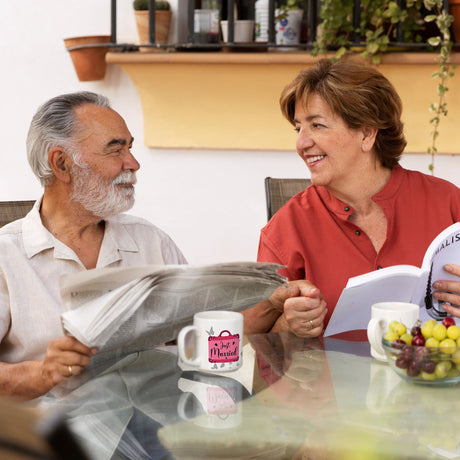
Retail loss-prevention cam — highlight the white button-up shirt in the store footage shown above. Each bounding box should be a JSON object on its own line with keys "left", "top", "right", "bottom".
{"left": 0, "top": 199, "right": 187, "bottom": 363}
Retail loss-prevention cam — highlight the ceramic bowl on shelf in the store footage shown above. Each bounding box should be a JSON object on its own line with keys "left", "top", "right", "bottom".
{"left": 382, "top": 338, "right": 460, "bottom": 386}
{"left": 220, "top": 20, "right": 254, "bottom": 43}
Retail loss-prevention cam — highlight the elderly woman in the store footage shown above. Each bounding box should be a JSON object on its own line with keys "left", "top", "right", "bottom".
{"left": 252, "top": 56, "right": 460, "bottom": 339}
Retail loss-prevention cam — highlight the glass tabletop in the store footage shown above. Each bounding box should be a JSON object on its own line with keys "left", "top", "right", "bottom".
{"left": 40, "top": 333, "right": 460, "bottom": 460}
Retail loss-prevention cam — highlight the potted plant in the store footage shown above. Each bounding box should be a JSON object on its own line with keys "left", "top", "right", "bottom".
{"left": 275, "top": 0, "right": 305, "bottom": 46}
{"left": 133, "top": 0, "right": 172, "bottom": 47}
{"left": 64, "top": 35, "right": 111, "bottom": 81}
{"left": 312, "top": 0, "right": 426, "bottom": 63}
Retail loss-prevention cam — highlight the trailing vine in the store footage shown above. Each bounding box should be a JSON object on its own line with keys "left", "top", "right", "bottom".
{"left": 424, "top": 0, "right": 455, "bottom": 174}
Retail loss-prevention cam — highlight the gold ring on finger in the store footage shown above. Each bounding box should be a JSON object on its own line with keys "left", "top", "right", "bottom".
{"left": 310, "top": 320, "right": 314, "bottom": 329}
{"left": 68, "top": 365, "right": 73, "bottom": 376}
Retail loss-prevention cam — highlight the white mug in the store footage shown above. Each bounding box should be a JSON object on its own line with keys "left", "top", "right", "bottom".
{"left": 177, "top": 311, "right": 243, "bottom": 372}
{"left": 367, "top": 302, "right": 419, "bottom": 362}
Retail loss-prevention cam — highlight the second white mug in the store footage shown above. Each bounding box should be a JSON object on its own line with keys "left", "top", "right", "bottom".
{"left": 367, "top": 301, "right": 420, "bottom": 362}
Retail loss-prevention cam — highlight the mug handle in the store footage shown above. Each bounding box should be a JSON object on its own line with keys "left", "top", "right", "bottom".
{"left": 367, "top": 317, "right": 387, "bottom": 361}
{"left": 177, "top": 392, "right": 194, "bottom": 420}
{"left": 177, "top": 325, "right": 201, "bottom": 367}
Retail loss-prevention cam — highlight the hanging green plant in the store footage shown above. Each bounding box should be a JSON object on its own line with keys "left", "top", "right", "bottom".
{"left": 425, "top": 0, "right": 455, "bottom": 173}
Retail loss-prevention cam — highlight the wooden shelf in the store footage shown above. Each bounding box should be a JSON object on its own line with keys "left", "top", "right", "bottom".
{"left": 107, "top": 51, "right": 460, "bottom": 153}
{"left": 107, "top": 51, "right": 460, "bottom": 65}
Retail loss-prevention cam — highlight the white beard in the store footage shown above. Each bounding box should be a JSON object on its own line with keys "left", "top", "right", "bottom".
{"left": 70, "top": 161, "right": 137, "bottom": 219}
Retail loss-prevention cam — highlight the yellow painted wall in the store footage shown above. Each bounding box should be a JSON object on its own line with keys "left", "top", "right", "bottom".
{"left": 107, "top": 52, "right": 460, "bottom": 153}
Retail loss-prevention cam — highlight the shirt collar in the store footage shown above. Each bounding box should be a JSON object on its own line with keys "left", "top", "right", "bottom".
{"left": 371, "top": 163, "right": 404, "bottom": 202}
{"left": 22, "top": 197, "right": 140, "bottom": 266}
{"left": 97, "top": 216, "right": 140, "bottom": 266}
{"left": 23, "top": 197, "right": 55, "bottom": 258}
{"left": 315, "top": 164, "right": 404, "bottom": 218}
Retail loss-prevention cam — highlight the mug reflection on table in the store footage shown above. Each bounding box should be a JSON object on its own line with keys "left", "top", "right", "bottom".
{"left": 177, "top": 372, "right": 244, "bottom": 429}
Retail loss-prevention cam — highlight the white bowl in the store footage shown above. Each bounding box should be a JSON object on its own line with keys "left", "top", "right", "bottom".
{"left": 220, "top": 20, "right": 254, "bottom": 43}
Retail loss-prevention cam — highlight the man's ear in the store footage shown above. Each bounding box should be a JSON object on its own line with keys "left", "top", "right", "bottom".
{"left": 48, "top": 148, "right": 71, "bottom": 183}
{"left": 361, "top": 126, "right": 378, "bottom": 152}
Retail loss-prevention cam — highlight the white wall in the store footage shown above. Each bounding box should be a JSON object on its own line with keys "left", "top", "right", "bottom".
{"left": 1, "top": 0, "right": 460, "bottom": 265}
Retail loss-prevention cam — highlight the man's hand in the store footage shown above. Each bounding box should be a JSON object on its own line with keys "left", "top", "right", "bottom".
{"left": 433, "top": 264, "right": 460, "bottom": 319}
{"left": 265, "top": 280, "right": 316, "bottom": 313}
{"left": 0, "top": 336, "right": 97, "bottom": 400}
{"left": 39, "top": 336, "right": 97, "bottom": 391}
{"left": 272, "top": 281, "right": 327, "bottom": 338}
{"left": 243, "top": 280, "right": 327, "bottom": 336}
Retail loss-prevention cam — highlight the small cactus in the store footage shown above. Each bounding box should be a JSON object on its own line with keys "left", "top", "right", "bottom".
{"left": 155, "top": 1, "right": 170, "bottom": 10}
{"left": 133, "top": 0, "right": 170, "bottom": 11}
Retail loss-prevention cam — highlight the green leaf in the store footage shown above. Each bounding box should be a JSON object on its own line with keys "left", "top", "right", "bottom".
{"left": 428, "top": 36, "right": 441, "bottom": 46}
{"left": 367, "top": 42, "right": 379, "bottom": 54}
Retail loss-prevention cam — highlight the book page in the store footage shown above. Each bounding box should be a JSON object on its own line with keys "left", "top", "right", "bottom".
{"left": 324, "top": 222, "right": 460, "bottom": 336}
{"left": 324, "top": 266, "right": 421, "bottom": 337}
{"left": 416, "top": 222, "right": 460, "bottom": 320}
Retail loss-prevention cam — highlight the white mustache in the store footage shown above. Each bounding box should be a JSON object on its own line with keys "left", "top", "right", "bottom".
{"left": 112, "top": 171, "right": 137, "bottom": 185}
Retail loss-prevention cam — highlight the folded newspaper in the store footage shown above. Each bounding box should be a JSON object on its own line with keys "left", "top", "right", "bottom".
{"left": 60, "top": 262, "right": 286, "bottom": 353}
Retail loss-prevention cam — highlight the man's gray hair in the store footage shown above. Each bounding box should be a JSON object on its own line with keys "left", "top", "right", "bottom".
{"left": 26, "top": 91, "right": 111, "bottom": 186}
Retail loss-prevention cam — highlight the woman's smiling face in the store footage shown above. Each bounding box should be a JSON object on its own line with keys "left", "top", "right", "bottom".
{"left": 294, "top": 93, "right": 370, "bottom": 191}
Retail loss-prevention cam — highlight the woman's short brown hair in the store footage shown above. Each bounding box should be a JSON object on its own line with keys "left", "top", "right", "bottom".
{"left": 279, "top": 56, "right": 406, "bottom": 168}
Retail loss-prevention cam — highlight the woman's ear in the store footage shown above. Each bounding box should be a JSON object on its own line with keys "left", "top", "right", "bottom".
{"left": 361, "top": 126, "right": 378, "bottom": 152}
{"left": 48, "top": 148, "right": 71, "bottom": 183}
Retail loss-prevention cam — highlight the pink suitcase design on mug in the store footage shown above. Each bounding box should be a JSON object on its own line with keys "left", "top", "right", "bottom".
{"left": 208, "top": 330, "right": 240, "bottom": 363}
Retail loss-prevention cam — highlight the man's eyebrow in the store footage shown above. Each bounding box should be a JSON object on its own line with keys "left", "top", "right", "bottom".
{"left": 105, "top": 137, "right": 134, "bottom": 148}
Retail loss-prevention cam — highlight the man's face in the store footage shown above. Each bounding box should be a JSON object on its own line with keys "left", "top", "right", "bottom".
{"left": 68, "top": 104, "right": 140, "bottom": 219}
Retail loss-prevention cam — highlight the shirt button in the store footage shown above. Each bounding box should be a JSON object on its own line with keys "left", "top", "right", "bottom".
{"left": 355, "top": 230, "right": 360, "bottom": 236}
{"left": 344, "top": 206, "right": 350, "bottom": 211}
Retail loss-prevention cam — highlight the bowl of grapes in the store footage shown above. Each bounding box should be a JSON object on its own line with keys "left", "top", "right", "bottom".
{"left": 381, "top": 317, "right": 460, "bottom": 385}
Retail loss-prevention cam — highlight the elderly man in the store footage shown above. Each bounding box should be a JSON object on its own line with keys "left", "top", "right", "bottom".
{"left": 0, "top": 91, "right": 323, "bottom": 400}
{"left": 0, "top": 92, "right": 188, "bottom": 399}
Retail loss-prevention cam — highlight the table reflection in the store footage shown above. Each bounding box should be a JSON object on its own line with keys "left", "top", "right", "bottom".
{"left": 40, "top": 333, "right": 460, "bottom": 460}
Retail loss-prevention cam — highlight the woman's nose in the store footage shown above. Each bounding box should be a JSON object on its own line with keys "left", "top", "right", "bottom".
{"left": 296, "top": 128, "right": 314, "bottom": 151}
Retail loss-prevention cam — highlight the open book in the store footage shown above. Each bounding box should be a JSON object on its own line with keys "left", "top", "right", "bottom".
{"left": 59, "top": 262, "right": 286, "bottom": 352}
{"left": 324, "top": 222, "right": 460, "bottom": 337}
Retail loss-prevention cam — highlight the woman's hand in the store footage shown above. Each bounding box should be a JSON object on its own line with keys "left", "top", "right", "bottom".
{"left": 433, "top": 264, "right": 460, "bottom": 318}
{"left": 272, "top": 281, "right": 327, "bottom": 338}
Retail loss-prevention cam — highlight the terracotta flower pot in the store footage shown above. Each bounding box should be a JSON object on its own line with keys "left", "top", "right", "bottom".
{"left": 64, "top": 35, "right": 111, "bottom": 81}
{"left": 134, "top": 10, "right": 172, "bottom": 47}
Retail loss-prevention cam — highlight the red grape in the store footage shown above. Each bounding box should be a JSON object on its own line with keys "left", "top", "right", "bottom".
{"left": 412, "top": 335, "right": 425, "bottom": 347}
{"left": 414, "top": 346, "right": 429, "bottom": 362}
{"left": 442, "top": 317, "right": 456, "bottom": 328}
{"left": 401, "top": 345, "right": 413, "bottom": 361}
{"left": 407, "top": 361, "right": 420, "bottom": 377}
{"left": 392, "top": 339, "right": 406, "bottom": 350}
{"left": 396, "top": 358, "right": 410, "bottom": 369}
{"left": 421, "top": 360, "right": 436, "bottom": 373}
